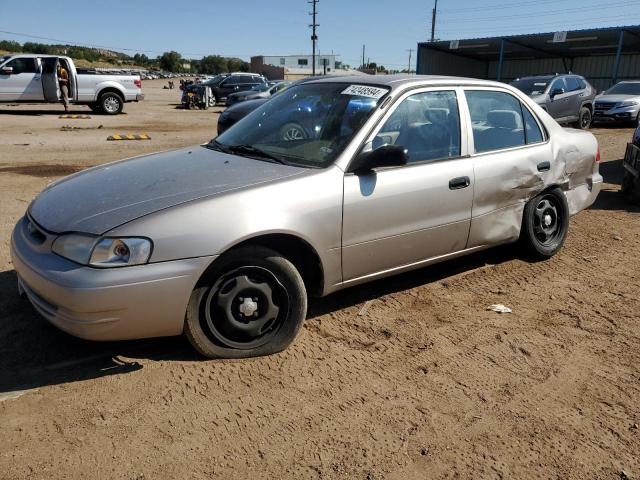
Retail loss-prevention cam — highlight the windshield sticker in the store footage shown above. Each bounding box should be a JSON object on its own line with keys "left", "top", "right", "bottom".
{"left": 341, "top": 85, "right": 387, "bottom": 99}
{"left": 534, "top": 83, "right": 547, "bottom": 86}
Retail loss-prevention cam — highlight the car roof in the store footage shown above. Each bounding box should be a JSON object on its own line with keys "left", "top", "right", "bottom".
{"left": 302, "top": 74, "right": 515, "bottom": 92}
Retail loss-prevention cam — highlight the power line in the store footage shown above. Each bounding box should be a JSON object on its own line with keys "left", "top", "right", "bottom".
{"left": 440, "top": 0, "right": 596, "bottom": 13}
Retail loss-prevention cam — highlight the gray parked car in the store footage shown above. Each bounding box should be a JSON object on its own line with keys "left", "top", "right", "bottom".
{"left": 11, "top": 75, "right": 602, "bottom": 358}
{"left": 593, "top": 81, "right": 640, "bottom": 125}
{"left": 510, "top": 74, "right": 596, "bottom": 129}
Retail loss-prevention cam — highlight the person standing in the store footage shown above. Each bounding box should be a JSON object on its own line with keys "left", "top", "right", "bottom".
{"left": 57, "top": 63, "right": 69, "bottom": 112}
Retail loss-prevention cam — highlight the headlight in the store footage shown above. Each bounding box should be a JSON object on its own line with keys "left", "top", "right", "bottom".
{"left": 618, "top": 101, "right": 639, "bottom": 108}
{"left": 52, "top": 234, "right": 152, "bottom": 267}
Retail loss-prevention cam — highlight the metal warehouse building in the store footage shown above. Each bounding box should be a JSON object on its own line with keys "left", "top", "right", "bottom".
{"left": 416, "top": 26, "right": 640, "bottom": 91}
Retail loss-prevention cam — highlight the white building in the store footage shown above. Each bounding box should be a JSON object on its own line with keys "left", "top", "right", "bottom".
{"left": 252, "top": 54, "right": 340, "bottom": 73}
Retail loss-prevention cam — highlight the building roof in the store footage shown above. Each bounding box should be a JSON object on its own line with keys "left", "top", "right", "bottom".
{"left": 418, "top": 25, "right": 640, "bottom": 61}
{"left": 306, "top": 73, "right": 510, "bottom": 90}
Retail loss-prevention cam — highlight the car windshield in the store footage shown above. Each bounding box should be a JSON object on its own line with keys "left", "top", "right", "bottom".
{"left": 604, "top": 82, "right": 640, "bottom": 95}
{"left": 510, "top": 78, "right": 552, "bottom": 95}
{"left": 208, "top": 83, "right": 387, "bottom": 168}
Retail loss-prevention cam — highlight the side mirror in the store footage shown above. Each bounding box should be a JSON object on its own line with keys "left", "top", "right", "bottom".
{"left": 1, "top": 67, "right": 13, "bottom": 75}
{"left": 349, "top": 145, "right": 409, "bottom": 174}
{"left": 550, "top": 87, "right": 564, "bottom": 98}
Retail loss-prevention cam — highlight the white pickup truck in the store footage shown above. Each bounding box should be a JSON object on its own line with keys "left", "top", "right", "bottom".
{"left": 0, "top": 54, "right": 144, "bottom": 114}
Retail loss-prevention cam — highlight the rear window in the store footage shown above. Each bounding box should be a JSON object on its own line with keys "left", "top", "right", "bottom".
{"left": 510, "top": 78, "right": 552, "bottom": 95}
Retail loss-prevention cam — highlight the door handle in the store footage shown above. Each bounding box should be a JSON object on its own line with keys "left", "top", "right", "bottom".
{"left": 449, "top": 176, "right": 470, "bottom": 190}
{"left": 537, "top": 161, "right": 551, "bottom": 172}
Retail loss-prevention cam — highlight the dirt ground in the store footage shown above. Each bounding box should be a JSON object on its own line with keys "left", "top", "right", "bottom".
{"left": 0, "top": 80, "right": 639, "bottom": 479}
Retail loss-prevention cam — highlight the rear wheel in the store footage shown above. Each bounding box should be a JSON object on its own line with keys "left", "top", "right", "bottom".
{"left": 520, "top": 188, "right": 569, "bottom": 259}
{"left": 184, "top": 246, "right": 307, "bottom": 358}
{"left": 99, "top": 91, "right": 124, "bottom": 115}
{"left": 576, "top": 106, "right": 592, "bottom": 130}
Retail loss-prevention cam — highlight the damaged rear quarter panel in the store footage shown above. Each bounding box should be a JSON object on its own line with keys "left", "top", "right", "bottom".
{"left": 466, "top": 103, "right": 599, "bottom": 248}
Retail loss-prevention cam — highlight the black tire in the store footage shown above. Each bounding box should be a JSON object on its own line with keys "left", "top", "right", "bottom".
{"left": 98, "top": 91, "right": 124, "bottom": 115}
{"left": 621, "top": 171, "right": 640, "bottom": 205}
{"left": 520, "top": 187, "right": 570, "bottom": 259}
{"left": 576, "top": 106, "right": 592, "bottom": 130}
{"left": 88, "top": 103, "right": 102, "bottom": 113}
{"left": 184, "top": 245, "right": 307, "bottom": 359}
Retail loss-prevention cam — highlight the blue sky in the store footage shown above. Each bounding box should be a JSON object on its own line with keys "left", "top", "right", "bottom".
{"left": 0, "top": 0, "right": 637, "bottom": 68}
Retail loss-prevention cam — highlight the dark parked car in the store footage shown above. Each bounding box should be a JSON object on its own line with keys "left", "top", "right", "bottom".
{"left": 510, "top": 74, "right": 596, "bottom": 129}
{"left": 210, "top": 73, "right": 266, "bottom": 103}
{"left": 226, "top": 81, "right": 292, "bottom": 106}
{"left": 182, "top": 73, "right": 266, "bottom": 106}
{"left": 622, "top": 122, "right": 640, "bottom": 204}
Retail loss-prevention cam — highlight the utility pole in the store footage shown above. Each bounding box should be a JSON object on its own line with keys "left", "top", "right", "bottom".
{"left": 309, "top": 0, "right": 319, "bottom": 75}
{"left": 430, "top": 0, "right": 438, "bottom": 42}
{"left": 406, "top": 48, "right": 413, "bottom": 73}
{"left": 362, "top": 44, "right": 365, "bottom": 69}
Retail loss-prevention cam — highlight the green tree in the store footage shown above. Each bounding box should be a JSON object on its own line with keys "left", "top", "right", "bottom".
{"left": 199, "top": 55, "right": 227, "bottom": 74}
{"left": 158, "top": 51, "right": 183, "bottom": 72}
{"left": 0, "top": 40, "right": 21, "bottom": 52}
{"left": 226, "top": 57, "right": 249, "bottom": 72}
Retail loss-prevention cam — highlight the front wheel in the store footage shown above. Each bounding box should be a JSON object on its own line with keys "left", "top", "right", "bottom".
{"left": 184, "top": 246, "right": 307, "bottom": 358}
{"left": 520, "top": 188, "right": 569, "bottom": 259}
{"left": 99, "top": 92, "right": 124, "bottom": 115}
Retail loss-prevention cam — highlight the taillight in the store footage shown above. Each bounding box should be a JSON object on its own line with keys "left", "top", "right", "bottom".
{"left": 595, "top": 146, "right": 601, "bottom": 162}
{"left": 134, "top": 79, "right": 142, "bottom": 88}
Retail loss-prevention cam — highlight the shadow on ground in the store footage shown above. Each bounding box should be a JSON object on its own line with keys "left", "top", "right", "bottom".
{"left": 591, "top": 159, "right": 640, "bottom": 212}
{"left": 0, "top": 242, "right": 521, "bottom": 393}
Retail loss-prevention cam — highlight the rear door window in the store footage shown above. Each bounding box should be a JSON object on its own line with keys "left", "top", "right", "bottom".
{"left": 522, "top": 106, "right": 544, "bottom": 144}
{"left": 566, "top": 77, "right": 581, "bottom": 92}
{"left": 465, "top": 90, "right": 526, "bottom": 153}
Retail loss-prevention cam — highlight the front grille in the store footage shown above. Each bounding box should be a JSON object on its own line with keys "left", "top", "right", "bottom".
{"left": 595, "top": 102, "right": 614, "bottom": 110}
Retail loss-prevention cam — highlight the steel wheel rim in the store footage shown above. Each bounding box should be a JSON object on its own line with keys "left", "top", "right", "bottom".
{"left": 533, "top": 195, "right": 561, "bottom": 245}
{"left": 203, "top": 266, "right": 289, "bottom": 350}
{"left": 104, "top": 96, "right": 120, "bottom": 113}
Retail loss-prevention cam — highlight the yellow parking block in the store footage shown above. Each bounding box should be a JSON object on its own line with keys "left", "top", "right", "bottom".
{"left": 59, "top": 114, "right": 91, "bottom": 119}
{"left": 107, "top": 134, "right": 151, "bottom": 141}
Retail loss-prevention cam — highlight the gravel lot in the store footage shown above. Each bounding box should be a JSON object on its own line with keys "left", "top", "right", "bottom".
{"left": 0, "top": 80, "right": 639, "bottom": 479}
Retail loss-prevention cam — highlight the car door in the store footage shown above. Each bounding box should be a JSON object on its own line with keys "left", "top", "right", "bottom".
{"left": 218, "top": 76, "right": 239, "bottom": 98}
{"left": 547, "top": 77, "right": 571, "bottom": 120}
{"left": 564, "top": 76, "right": 584, "bottom": 121}
{"left": 342, "top": 88, "right": 474, "bottom": 281}
{"left": 0, "top": 57, "right": 41, "bottom": 101}
{"left": 41, "top": 57, "right": 60, "bottom": 102}
{"left": 463, "top": 88, "right": 552, "bottom": 247}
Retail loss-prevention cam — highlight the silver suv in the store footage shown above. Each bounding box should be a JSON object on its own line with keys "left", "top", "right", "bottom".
{"left": 593, "top": 81, "right": 640, "bottom": 125}
{"left": 11, "top": 75, "right": 602, "bottom": 358}
{"left": 510, "top": 74, "right": 596, "bottom": 129}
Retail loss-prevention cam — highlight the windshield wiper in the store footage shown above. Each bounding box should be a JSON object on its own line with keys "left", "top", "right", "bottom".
{"left": 227, "top": 144, "right": 290, "bottom": 165}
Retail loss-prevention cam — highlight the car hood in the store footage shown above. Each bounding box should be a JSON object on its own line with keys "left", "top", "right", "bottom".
{"left": 29, "top": 146, "right": 306, "bottom": 235}
{"left": 596, "top": 94, "right": 640, "bottom": 103}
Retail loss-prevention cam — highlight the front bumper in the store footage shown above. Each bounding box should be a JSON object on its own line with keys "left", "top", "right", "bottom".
{"left": 593, "top": 105, "right": 639, "bottom": 122}
{"left": 11, "top": 216, "right": 214, "bottom": 341}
